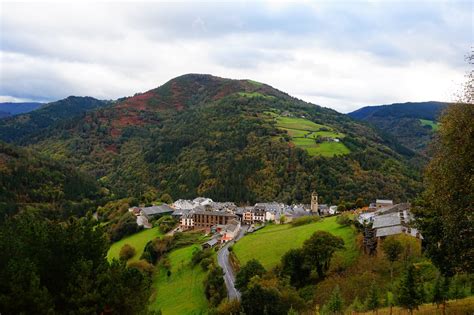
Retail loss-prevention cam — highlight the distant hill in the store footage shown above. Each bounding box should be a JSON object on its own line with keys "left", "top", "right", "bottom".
{"left": 0, "top": 96, "right": 109, "bottom": 143}
{"left": 0, "top": 141, "right": 102, "bottom": 220}
{"left": 2, "top": 74, "right": 422, "bottom": 205}
{"left": 0, "top": 102, "right": 43, "bottom": 117}
{"left": 348, "top": 101, "right": 448, "bottom": 154}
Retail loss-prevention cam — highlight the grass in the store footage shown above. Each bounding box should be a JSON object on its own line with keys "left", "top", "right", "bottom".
{"left": 420, "top": 119, "right": 440, "bottom": 131}
{"left": 107, "top": 227, "right": 162, "bottom": 263}
{"left": 149, "top": 245, "right": 208, "bottom": 315}
{"left": 357, "top": 296, "right": 474, "bottom": 314}
{"left": 272, "top": 115, "right": 350, "bottom": 157}
{"left": 237, "top": 92, "right": 275, "bottom": 99}
{"left": 233, "top": 216, "right": 358, "bottom": 270}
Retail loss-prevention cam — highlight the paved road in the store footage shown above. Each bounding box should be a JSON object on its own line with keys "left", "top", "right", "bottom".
{"left": 217, "top": 225, "right": 248, "bottom": 300}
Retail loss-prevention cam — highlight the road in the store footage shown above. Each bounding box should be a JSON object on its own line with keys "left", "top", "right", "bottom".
{"left": 217, "top": 225, "right": 248, "bottom": 300}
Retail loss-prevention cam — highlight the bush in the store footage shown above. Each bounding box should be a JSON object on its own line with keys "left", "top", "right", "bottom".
{"left": 128, "top": 260, "right": 155, "bottom": 277}
{"left": 155, "top": 215, "right": 176, "bottom": 234}
{"left": 191, "top": 248, "right": 213, "bottom": 266}
{"left": 336, "top": 213, "right": 352, "bottom": 226}
{"left": 119, "top": 244, "right": 136, "bottom": 261}
{"left": 201, "top": 257, "right": 214, "bottom": 271}
{"left": 291, "top": 215, "right": 320, "bottom": 227}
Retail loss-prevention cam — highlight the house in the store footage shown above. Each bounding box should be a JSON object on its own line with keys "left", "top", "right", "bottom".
{"left": 376, "top": 199, "right": 393, "bottom": 209}
{"left": 318, "top": 204, "right": 329, "bottom": 216}
{"left": 243, "top": 206, "right": 266, "bottom": 224}
{"left": 180, "top": 211, "right": 195, "bottom": 231}
{"left": 202, "top": 237, "right": 219, "bottom": 249}
{"left": 219, "top": 219, "right": 241, "bottom": 242}
{"left": 329, "top": 206, "right": 338, "bottom": 215}
{"left": 139, "top": 204, "right": 174, "bottom": 220}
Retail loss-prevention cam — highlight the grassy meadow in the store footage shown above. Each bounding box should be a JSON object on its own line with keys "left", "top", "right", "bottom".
{"left": 149, "top": 245, "right": 208, "bottom": 315}
{"left": 233, "top": 216, "right": 358, "bottom": 270}
{"left": 107, "top": 227, "right": 162, "bottom": 263}
{"left": 420, "top": 119, "right": 440, "bottom": 131}
{"left": 272, "top": 115, "right": 350, "bottom": 157}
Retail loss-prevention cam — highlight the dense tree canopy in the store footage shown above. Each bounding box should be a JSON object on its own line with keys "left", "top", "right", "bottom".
{"left": 0, "top": 212, "right": 151, "bottom": 314}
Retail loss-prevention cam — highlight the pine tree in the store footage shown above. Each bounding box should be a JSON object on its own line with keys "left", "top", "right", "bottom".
{"left": 397, "top": 264, "right": 422, "bottom": 315}
{"left": 323, "top": 285, "right": 344, "bottom": 315}
{"left": 365, "top": 281, "right": 380, "bottom": 313}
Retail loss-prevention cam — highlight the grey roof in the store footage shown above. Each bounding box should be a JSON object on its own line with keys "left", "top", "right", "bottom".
{"left": 141, "top": 204, "right": 174, "bottom": 216}
{"left": 376, "top": 199, "right": 393, "bottom": 204}
{"left": 203, "top": 238, "right": 219, "bottom": 247}
{"left": 194, "top": 210, "right": 237, "bottom": 217}
{"left": 376, "top": 225, "right": 404, "bottom": 237}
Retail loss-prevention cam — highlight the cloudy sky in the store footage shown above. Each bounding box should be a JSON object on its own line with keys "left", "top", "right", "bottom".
{"left": 0, "top": 0, "right": 472, "bottom": 112}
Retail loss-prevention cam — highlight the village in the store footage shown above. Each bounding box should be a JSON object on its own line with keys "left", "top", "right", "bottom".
{"left": 128, "top": 192, "right": 423, "bottom": 250}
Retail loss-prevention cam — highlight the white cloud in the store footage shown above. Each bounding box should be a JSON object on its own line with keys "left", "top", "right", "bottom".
{"left": 0, "top": 1, "right": 470, "bottom": 112}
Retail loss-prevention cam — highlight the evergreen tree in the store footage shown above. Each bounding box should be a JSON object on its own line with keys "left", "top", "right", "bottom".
{"left": 365, "top": 281, "right": 380, "bottom": 313}
{"left": 397, "top": 264, "right": 422, "bottom": 315}
{"left": 322, "top": 285, "right": 344, "bottom": 315}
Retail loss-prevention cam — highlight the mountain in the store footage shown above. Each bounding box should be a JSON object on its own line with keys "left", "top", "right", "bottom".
{"left": 0, "top": 141, "right": 103, "bottom": 220}
{"left": 0, "top": 96, "right": 109, "bottom": 143}
{"left": 349, "top": 101, "right": 448, "bottom": 154}
{"left": 7, "top": 74, "right": 422, "bottom": 205}
{"left": 0, "top": 102, "right": 43, "bottom": 117}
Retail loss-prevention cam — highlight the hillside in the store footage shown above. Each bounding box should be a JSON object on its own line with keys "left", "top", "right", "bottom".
{"left": 0, "top": 102, "right": 43, "bottom": 117}
{"left": 349, "top": 101, "right": 448, "bottom": 154}
{"left": 0, "top": 96, "right": 108, "bottom": 143}
{"left": 0, "top": 141, "right": 102, "bottom": 220}
{"left": 5, "top": 74, "right": 423, "bottom": 204}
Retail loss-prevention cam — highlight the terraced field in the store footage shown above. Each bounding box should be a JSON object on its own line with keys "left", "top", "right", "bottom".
{"left": 271, "top": 115, "right": 350, "bottom": 157}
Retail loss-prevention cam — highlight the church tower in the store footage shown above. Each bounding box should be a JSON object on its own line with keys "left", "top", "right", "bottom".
{"left": 311, "top": 191, "right": 318, "bottom": 213}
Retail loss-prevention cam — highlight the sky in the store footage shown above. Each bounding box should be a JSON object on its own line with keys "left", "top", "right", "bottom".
{"left": 0, "top": 0, "right": 472, "bottom": 113}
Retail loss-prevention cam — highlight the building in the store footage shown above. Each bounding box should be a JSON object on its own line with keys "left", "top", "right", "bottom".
{"left": 139, "top": 205, "right": 174, "bottom": 220}
{"left": 180, "top": 211, "right": 195, "bottom": 231}
{"left": 376, "top": 199, "right": 393, "bottom": 209}
{"left": 218, "top": 219, "right": 241, "bottom": 242}
{"left": 202, "top": 237, "right": 219, "bottom": 249}
{"left": 311, "top": 191, "right": 319, "bottom": 214}
{"left": 193, "top": 210, "right": 238, "bottom": 230}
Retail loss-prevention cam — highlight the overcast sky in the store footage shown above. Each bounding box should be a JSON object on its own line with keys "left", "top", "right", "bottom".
{"left": 0, "top": 0, "right": 472, "bottom": 112}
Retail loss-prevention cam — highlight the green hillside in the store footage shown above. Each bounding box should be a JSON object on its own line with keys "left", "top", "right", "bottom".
{"left": 419, "top": 118, "right": 440, "bottom": 131}
{"left": 2, "top": 74, "right": 422, "bottom": 205}
{"left": 233, "top": 216, "right": 357, "bottom": 269}
{"left": 149, "top": 245, "right": 208, "bottom": 315}
{"left": 107, "top": 227, "right": 162, "bottom": 263}
{"left": 271, "top": 115, "right": 350, "bottom": 157}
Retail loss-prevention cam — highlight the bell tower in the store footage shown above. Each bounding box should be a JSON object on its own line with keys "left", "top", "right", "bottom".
{"left": 311, "top": 191, "right": 318, "bottom": 213}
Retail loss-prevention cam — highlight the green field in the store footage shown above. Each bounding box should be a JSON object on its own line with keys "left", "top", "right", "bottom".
{"left": 107, "top": 227, "right": 162, "bottom": 263}
{"left": 233, "top": 216, "right": 358, "bottom": 270}
{"left": 420, "top": 119, "right": 440, "bottom": 131}
{"left": 271, "top": 115, "right": 350, "bottom": 157}
{"left": 237, "top": 91, "right": 275, "bottom": 99}
{"left": 149, "top": 245, "right": 208, "bottom": 315}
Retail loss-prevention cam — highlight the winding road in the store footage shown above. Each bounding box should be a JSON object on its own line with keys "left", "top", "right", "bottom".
{"left": 217, "top": 225, "right": 248, "bottom": 300}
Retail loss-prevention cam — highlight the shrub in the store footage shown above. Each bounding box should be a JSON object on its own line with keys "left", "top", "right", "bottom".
{"left": 191, "top": 248, "right": 213, "bottom": 266}
{"left": 128, "top": 260, "right": 155, "bottom": 277}
{"left": 201, "top": 257, "right": 214, "bottom": 271}
{"left": 336, "top": 213, "right": 352, "bottom": 226}
{"left": 291, "top": 215, "right": 319, "bottom": 227}
{"left": 119, "top": 244, "right": 136, "bottom": 261}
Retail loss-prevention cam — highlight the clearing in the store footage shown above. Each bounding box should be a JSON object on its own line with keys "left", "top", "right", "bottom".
{"left": 107, "top": 227, "right": 162, "bottom": 263}
{"left": 271, "top": 115, "right": 350, "bottom": 157}
{"left": 419, "top": 119, "right": 440, "bottom": 131}
{"left": 233, "top": 216, "right": 358, "bottom": 270}
{"left": 149, "top": 245, "right": 208, "bottom": 315}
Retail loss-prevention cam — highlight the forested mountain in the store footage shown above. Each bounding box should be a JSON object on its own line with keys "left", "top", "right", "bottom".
{"left": 0, "top": 102, "right": 43, "bottom": 117}
{"left": 0, "top": 96, "right": 108, "bottom": 143}
{"left": 4, "top": 74, "right": 422, "bottom": 205}
{"left": 348, "top": 101, "right": 448, "bottom": 154}
{"left": 0, "top": 141, "right": 103, "bottom": 220}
